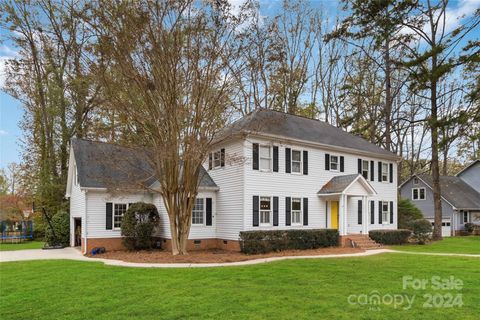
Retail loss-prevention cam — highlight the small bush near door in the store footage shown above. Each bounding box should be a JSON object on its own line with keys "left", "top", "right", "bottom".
{"left": 121, "top": 202, "right": 160, "bottom": 250}
{"left": 369, "top": 229, "right": 411, "bottom": 245}
{"left": 239, "top": 229, "right": 339, "bottom": 254}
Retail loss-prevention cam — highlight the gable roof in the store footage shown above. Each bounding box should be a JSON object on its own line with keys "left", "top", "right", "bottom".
{"left": 416, "top": 174, "right": 480, "bottom": 210}
{"left": 456, "top": 159, "right": 480, "bottom": 177}
{"left": 317, "top": 174, "right": 376, "bottom": 195}
{"left": 70, "top": 138, "right": 217, "bottom": 190}
{"left": 216, "top": 109, "right": 398, "bottom": 160}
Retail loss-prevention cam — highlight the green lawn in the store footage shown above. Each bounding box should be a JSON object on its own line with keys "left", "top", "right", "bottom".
{"left": 391, "top": 236, "right": 480, "bottom": 255}
{"left": 0, "top": 241, "right": 44, "bottom": 251}
{"left": 1, "top": 254, "right": 479, "bottom": 319}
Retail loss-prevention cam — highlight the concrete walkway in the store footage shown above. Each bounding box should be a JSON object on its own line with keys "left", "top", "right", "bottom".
{"left": 0, "top": 248, "right": 478, "bottom": 268}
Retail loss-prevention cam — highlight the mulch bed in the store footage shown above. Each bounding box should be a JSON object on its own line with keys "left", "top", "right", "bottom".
{"left": 90, "top": 247, "right": 364, "bottom": 264}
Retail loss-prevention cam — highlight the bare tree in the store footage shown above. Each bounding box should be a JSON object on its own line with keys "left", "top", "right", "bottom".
{"left": 91, "top": 0, "right": 246, "bottom": 255}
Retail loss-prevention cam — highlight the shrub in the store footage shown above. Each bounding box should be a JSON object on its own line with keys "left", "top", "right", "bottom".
{"left": 410, "top": 219, "right": 432, "bottom": 244}
{"left": 239, "top": 229, "right": 339, "bottom": 254}
{"left": 464, "top": 223, "right": 475, "bottom": 234}
{"left": 121, "top": 202, "right": 160, "bottom": 250}
{"left": 45, "top": 211, "right": 70, "bottom": 246}
{"left": 397, "top": 198, "right": 423, "bottom": 229}
{"left": 369, "top": 229, "right": 411, "bottom": 245}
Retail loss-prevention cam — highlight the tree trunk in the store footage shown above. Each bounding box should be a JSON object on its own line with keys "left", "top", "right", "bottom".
{"left": 431, "top": 66, "right": 443, "bottom": 241}
{"left": 384, "top": 39, "right": 393, "bottom": 151}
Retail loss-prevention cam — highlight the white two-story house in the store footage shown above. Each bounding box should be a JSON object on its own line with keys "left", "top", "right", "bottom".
{"left": 66, "top": 109, "right": 400, "bottom": 254}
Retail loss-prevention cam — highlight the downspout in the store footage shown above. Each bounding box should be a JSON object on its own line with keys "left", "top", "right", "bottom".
{"left": 83, "top": 190, "right": 88, "bottom": 255}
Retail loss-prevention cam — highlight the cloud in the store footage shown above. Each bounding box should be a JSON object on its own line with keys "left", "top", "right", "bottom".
{"left": 443, "top": 0, "right": 480, "bottom": 33}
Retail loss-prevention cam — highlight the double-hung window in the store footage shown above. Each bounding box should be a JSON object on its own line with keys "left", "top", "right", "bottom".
{"left": 291, "top": 150, "right": 302, "bottom": 173}
{"left": 260, "top": 197, "right": 271, "bottom": 226}
{"left": 213, "top": 151, "right": 221, "bottom": 168}
{"left": 382, "top": 201, "right": 389, "bottom": 224}
{"left": 382, "top": 163, "right": 389, "bottom": 182}
{"left": 192, "top": 198, "right": 205, "bottom": 225}
{"left": 259, "top": 146, "right": 271, "bottom": 171}
{"left": 362, "top": 160, "right": 369, "bottom": 179}
{"left": 330, "top": 155, "right": 339, "bottom": 171}
{"left": 291, "top": 198, "right": 302, "bottom": 225}
{"left": 114, "top": 203, "right": 128, "bottom": 229}
{"left": 412, "top": 188, "right": 426, "bottom": 200}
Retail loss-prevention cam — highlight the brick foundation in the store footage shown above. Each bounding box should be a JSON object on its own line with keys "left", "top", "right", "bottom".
{"left": 81, "top": 237, "right": 241, "bottom": 254}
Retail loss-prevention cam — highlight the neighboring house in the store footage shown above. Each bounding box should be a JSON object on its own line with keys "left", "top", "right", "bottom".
{"left": 66, "top": 109, "right": 400, "bottom": 254}
{"left": 399, "top": 160, "right": 480, "bottom": 237}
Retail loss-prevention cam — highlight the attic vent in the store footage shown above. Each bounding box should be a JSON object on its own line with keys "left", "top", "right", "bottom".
{"left": 413, "top": 178, "right": 419, "bottom": 185}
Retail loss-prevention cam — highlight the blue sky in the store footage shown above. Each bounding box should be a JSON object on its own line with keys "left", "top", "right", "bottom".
{"left": 0, "top": 0, "right": 479, "bottom": 170}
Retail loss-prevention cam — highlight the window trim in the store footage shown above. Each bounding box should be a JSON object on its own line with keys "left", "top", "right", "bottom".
{"left": 329, "top": 155, "right": 339, "bottom": 172}
{"left": 259, "top": 145, "right": 272, "bottom": 172}
{"left": 381, "top": 163, "right": 389, "bottom": 182}
{"left": 113, "top": 203, "right": 128, "bottom": 230}
{"left": 361, "top": 160, "right": 369, "bottom": 180}
{"left": 290, "top": 149, "right": 302, "bottom": 174}
{"left": 381, "top": 201, "right": 389, "bottom": 225}
{"left": 291, "top": 197, "right": 302, "bottom": 226}
{"left": 412, "top": 187, "right": 426, "bottom": 200}
{"left": 192, "top": 198, "right": 205, "bottom": 226}
{"left": 259, "top": 196, "right": 272, "bottom": 226}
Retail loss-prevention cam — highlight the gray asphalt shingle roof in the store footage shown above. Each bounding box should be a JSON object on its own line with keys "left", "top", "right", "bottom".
{"left": 418, "top": 174, "right": 480, "bottom": 210}
{"left": 71, "top": 138, "right": 217, "bottom": 189}
{"left": 318, "top": 174, "right": 360, "bottom": 194}
{"left": 217, "top": 109, "right": 398, "bottom": 159}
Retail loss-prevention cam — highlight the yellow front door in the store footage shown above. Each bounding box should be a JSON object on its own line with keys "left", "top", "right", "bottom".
{"left": 331, "top": 201, "right": 339, "bottom": 229}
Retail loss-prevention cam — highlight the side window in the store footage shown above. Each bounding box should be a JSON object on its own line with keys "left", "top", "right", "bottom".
{"left": 291, "top": 150, "right": 302, "bottom": 173}
{"left": 114, "top": 203, "right": 128, "bottom": 229}
{"left": 192, "top": 198, "right": 205, "bottom": 225}
{"left": 382, "top": 201, "right": 389, "bottom": 224}
{"left": 260, "top": 197, "right": 272, "bottom": 226}
{"left": 291, "top": 198, "right": 302, "bottom": 225}
{"left": 330, "top": 155, "right": 339, "bottom": 171}
{"left": 259, "top": 146, "right": 271, "bottom": 171}
{"left": 362, "top": 160, "right": 369, "bottom": 179}
{"left": 382, "top": 163, "right": 389, "bottom": 182}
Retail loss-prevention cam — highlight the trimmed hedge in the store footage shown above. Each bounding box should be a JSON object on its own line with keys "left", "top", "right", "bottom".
{"left": 369, "top": 229, "right": 411, "bottom": 245}
{"left": 45, "top": 211, "right": 70, "bottom": 247}
{"left": 239, "top": 229, "right": 339, "bottom": 254}
{"left": 121, "top": 202, "right": 160, "bottom": 250}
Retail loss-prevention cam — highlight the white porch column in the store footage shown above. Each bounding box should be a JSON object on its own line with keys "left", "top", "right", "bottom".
{"left": 339, "top": 194, "right": 345, "bottom": 236}
{"left": 343, "top": 194, "right": 348, "bottom": 235}
{"left": 362, "top": 196, "right": 368, "bottom": 234}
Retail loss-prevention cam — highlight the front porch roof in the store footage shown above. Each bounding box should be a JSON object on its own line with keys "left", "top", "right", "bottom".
{"left": 317, "top": 174, "right": 377, "bottom": 196}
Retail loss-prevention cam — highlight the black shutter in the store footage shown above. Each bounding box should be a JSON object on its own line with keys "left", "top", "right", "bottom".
{"left": 370, "top": 200, "right": 375, "bottom": 224}
{"left": 106, "top": 202, "right": 113, "bottom": 230}
{"left": 206, "top": 198, "right": 212, "bottom": 226}
{"left": 253, "top": 196, "right": 259, "bottom": 227}
{"left": 252, "top": 143, "right": 259, "bottom": 170}
{"left": 273, "top": 197, "right": 279, "bottom": 226}
{"left": 358, "top": 159, "right": 362, "bottom": 174}
{"left": 303, "top": 150, "right": 308, "bottom": 175}
{"left": 285, "top": 197, "right": 291, "bottom": 226}
{"left": 389, "top": 163, "right": 393, "bottom": 183}
{"left": 340, "top": 156, "right": 345, "bottom": 172}
{"left": 390, "top": 201, "right": 394, "bottom": 224}
{"left": 378, "top": 201, "right": 382, "bottom": 224}
{"left": 208, "top": 153, "right": 212, "bottom": 170}
{"left": 273, "top": 146, "right": 279, "bottom": 172}
{"left": 325, "top": 153, "right": 330, "bottom": 170}
{"left": 285, "top": 148, "right": 291, "bottom": 173}
{"left": 378, "top": 161, "right": 382, "bottom": 182}
{"left": 303, "top": 198, "right": 309, "bottom": 226}
{"left": 220, "top": 148, "right": 225, "bottom": 167}
{"left": 358, "top": 200, "right": 363, "bottom": 225}
{"left": 370, "top": 160, "right": 374, "bottom": 181}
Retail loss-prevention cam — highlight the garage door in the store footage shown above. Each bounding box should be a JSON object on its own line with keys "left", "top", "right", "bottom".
{"left": 427, "top": 218, "right": 451, "bottom": 237}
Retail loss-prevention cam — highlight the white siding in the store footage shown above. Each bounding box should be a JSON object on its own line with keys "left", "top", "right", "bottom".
{"left": 243, "top": 136, "right": 398, "bottom": 234}
{"left": 153, "top": 191, "right": 217, "bottom": 240}
{"left": 85, "top": 191, "right": 154, "bottom": 238}
{"left": 205, "top": 139, "right": 245, "bottom": 240}
{"left": 69, "top": 165, "right": 86, "bottom": 245}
